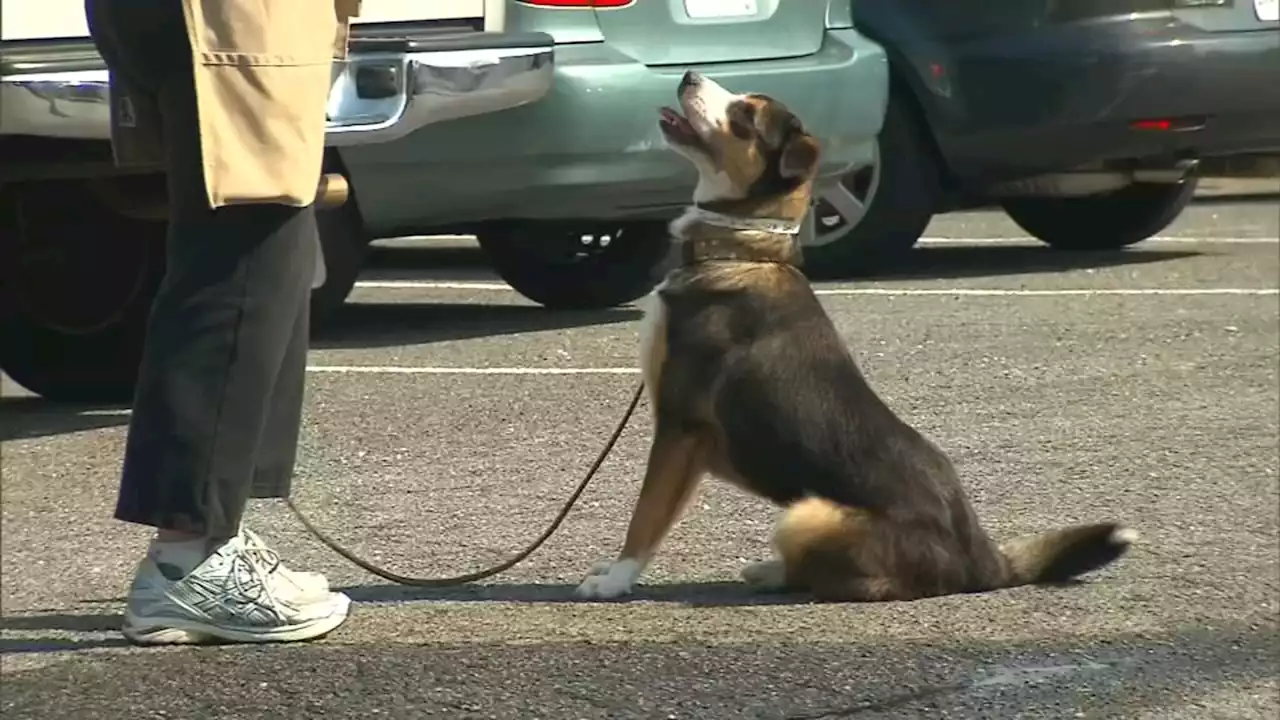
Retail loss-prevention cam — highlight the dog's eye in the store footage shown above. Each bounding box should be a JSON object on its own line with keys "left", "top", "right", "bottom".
{"left": 728, "top": 103, "right": 756, "bottom": 139}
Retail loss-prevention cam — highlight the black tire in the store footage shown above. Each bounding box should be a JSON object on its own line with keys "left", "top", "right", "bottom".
{"left": 1001, "top": 175, "right": 1199, "bottom": 251}
{"left": 803, "top": 85, "right": 941, "bottom": 277}
{"left": 0, "top": 180, "right": 165, "bottom": 403}
{"left": 476, "top": 221, "right": 669, "bottom": 309}
{"left": 310, "top": 194, "right": 368, "bottom": 331}
{"left": 0, "top": 172, "right": 366, "bottom": 399}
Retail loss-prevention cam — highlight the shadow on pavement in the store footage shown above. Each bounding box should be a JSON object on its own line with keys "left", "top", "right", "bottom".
{"left": 338, "top": 577, "right": 1095, "bottom": 607}
{"left": 363, "top": 243, "right": 492, "bottom": 280}
{"left": 339, "top": 580, "right": 780, "bottom": 606}
{"left": 1, "top": 612, "right": 124, "bottom": 633}
{"left": 0, "top": 397, "right": 130, "bottom": 442}
{"left": 0, "top": 636, "right": 132, "bottom": 654}
{"left": 0, "top": 612, "right": 129, "bottom": 654}
{"left": 0, "top": 619, "right": 1273, "bottom": 719}
{"left": 313, "top": 302, "right": 641, "bottom": 350}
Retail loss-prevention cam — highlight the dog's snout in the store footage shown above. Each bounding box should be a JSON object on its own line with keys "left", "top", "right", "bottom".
{"left": 679, "top": 70, "right": 703, "bottom": 94}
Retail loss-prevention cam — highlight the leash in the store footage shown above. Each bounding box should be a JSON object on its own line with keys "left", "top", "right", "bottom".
{"left": 285, "top": 381, "right": 646, "bottom": 586}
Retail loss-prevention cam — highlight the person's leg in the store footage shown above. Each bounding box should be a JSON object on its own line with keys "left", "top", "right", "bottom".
{"left": 248, "top": 269, "right": 310, "bottom": 502}
{"left": 237, "top": 260, "right": 332, "bottom": 595}
{"left": 101, "top": 0, "right": 316, "bottom": 545}
{"left": 87, "top": 0, "right": 347, "bottom": 644}
{"left": 116, "top": 126, "right": 318, "bottom": 539}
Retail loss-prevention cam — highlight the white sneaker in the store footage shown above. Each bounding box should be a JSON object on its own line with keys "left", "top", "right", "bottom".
{"left": 121, "top": 534, "right": 351, "bottom": 645}
{"left": 240, "top": 527, "right": 330, "bottom": 602}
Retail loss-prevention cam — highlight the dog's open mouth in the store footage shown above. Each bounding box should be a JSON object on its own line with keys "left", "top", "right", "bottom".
{"left": 659, "top": 106, "right": 699, "bottom": 144}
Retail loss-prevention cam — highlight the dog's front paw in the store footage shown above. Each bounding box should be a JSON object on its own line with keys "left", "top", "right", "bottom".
{"left": 740, "top": 558, "right": 787, "bottom": 591}
{"left": 574, "top": 559, "right": 643, "bottom": 600}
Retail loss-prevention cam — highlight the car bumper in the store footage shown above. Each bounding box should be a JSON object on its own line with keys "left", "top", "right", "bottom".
{"left": 0, "top": 31, "right": 554, "bottom": 147}
{"left": 939, "top": 18, "right": 1280, "bottom": 182}
{"left": 339, "top": 28, "right": 889, "bottom": 234}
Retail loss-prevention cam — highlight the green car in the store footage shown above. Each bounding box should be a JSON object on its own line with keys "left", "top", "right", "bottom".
{"left": 348, "top": 1, "right": 888, "bottom": 310}
{"left": 0, "top": 0, "right": 887, "bottom": 402}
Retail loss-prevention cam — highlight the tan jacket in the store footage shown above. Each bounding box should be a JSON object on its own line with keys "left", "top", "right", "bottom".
{"left": 109, "top": 0, "right": 362, "bottom": 209}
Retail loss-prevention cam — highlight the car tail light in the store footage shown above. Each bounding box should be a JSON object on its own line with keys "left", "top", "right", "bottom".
{"left": 1130, "top": 116, "right": 1207, "bottom": 132}
{"left": 516, "top": 0, "right": 635, "bottom": 7}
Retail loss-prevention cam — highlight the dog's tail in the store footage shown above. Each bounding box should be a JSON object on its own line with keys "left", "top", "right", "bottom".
{"left": 995, "top": 523, "right": 1137, "bottom": 589}
{"left": 775, "top": 496, "right": 856, "bottom": 562}
{"left": 773, "top": 496, "right": 897, "bottom": 601}
{"left": 773, "top": 497, "right": 1136, "bottom": 599}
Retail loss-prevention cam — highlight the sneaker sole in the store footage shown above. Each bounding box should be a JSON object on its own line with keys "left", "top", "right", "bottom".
{"left": 122, "top": 593, "right": 352, "bottom": 646}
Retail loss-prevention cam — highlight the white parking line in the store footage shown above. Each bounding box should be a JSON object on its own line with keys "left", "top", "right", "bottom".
{"left": 356, "top": 280, "right": 511, "bottom": 290}
{"left": 354, "top": 280, "right": 1279, "bottom": 296}
{"left": 70, "top": 367, "right": 642, "bottom": 414}
{"left": 307, "top": 366, "right": 639, "bottom": 375}
{"left": 384, "top": 234, "right": 1279, "bottom": 246}
{"left": 915, "top": 236, "right": 1278, "bottom": 245}
{"left": 811, "top": 288, "right": 1279, "bottom": 297}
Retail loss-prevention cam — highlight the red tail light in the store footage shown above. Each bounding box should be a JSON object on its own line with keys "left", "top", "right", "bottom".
{"left": 517, "top": 0, "right": 634, "bottom": 7}
{"left": 1130, "top": 116, "right": 1207, "bottom": 132}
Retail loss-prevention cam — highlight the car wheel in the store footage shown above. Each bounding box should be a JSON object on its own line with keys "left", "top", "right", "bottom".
{"left": 1000, "top": 176, "right": 1199, "bottom": 251}
{"left": 0, "top": 180, "right": 165, "bottom": 403}
{"left": 802, "top": 89, "right": 940, "bottom": 277}
{"left": 476, "top": 221, "right": 669, "bottom": 309}
{"left": 310, "top": 188, "right": 368, "bottom": 332}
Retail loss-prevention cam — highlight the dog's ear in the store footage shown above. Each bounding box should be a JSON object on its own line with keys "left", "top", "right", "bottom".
{"left": 779, "top": 134, "right": 820, "bottom": 180}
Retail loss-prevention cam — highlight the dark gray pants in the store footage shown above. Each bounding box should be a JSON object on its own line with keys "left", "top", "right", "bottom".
{"left": 86, "top": 0, "right": 318, "bottom": 538}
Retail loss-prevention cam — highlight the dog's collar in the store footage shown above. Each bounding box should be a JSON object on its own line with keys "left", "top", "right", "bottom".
{"left": 676, "top": 205, "right": 805, "bottom": 267}
{"left": 680, "top": 238, "right": 797, "bottom": 266}
{"left": 686, "top": 206, "right": 802, "bottom": 236}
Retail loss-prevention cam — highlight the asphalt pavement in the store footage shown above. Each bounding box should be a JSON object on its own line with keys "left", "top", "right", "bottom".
{"left": 2, "top": 201, "right": 1278, "bottom": 719}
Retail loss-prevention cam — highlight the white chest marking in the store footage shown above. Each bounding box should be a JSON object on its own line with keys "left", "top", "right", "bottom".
{"left": 636, "top": 281, "right": 669, "bottom": 416}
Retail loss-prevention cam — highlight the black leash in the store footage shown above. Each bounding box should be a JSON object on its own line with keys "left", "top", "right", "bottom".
{"left": 285, "top": 381, "right": 645, "bottom": 586}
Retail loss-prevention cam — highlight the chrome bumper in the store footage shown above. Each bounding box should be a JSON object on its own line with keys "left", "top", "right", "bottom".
{"left": 326, "top": 41, "right": 554, "bottom": 146}
{"left": 0, "top": 39, "right": 554, "bottom": 145}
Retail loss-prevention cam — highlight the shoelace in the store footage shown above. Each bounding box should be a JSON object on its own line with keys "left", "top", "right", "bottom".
{"left": 239, "top": 530, "right": 321, "bottom": 599}
{"left": 240, "top": 532, "right": 284, "bottom": 573}
{"left": 233, "top": 532, "right": 293, "bottom": 609}
{"left": 225, "top": 550, "right": 279, "bottom": 609}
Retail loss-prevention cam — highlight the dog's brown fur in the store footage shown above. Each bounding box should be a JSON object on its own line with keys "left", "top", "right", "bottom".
{"left": 574, "top": 72, "right": 1135, "bottom": 602}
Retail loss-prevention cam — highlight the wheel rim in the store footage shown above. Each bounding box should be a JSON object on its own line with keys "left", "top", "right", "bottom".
{"left": 534, "top": 224, "right": 634, "bottom": 268}
{"left": 806, "top": 142, "right": 882, "bottom": 249}
{"left": 2, "top": 187, "right": 154, "bottom": 335}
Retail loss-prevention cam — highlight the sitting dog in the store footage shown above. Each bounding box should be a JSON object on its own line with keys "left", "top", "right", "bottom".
{"left": 574, "top": 71, "right": 1135, "bottom": 602}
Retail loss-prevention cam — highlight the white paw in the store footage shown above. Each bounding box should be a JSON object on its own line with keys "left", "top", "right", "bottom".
{"left": 740, "top": 558, "right": 787, "bottom": 590}
{"left": 574, "top": 559, "right": 643, "bottom": 600}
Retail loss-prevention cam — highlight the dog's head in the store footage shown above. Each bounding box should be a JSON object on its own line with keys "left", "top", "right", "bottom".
{"left": 659, "top": 70, "right": 821, "bottom": 219}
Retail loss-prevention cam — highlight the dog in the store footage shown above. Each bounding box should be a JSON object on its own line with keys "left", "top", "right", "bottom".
{"left": 573, "top": 71, "right": 1135, "bottom": 602}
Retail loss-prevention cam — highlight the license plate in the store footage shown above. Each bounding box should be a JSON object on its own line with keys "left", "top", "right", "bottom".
{"left": 684, "top": 0, "right": 758, "bottom": 19}
{"left": 1256, "top": 0, "right": 1278, "bottom": 22}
